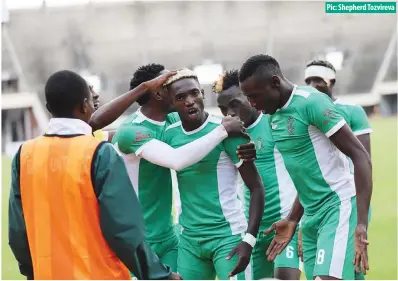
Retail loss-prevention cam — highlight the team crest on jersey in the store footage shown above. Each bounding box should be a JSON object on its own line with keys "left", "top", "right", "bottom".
{"left": 271, "top": 122, "right": 277, "bottom": 130}
{"left": 287, "top": 117, "right": 295, "bottom": 135}
{"left": 255, "top": 137, "right": 264, "bottom": 150}
{"left": 134, "top": 132, "right": 152, "bottom": 143}
{"left": 323, "top": 109, "right": 337, "bottom": 126}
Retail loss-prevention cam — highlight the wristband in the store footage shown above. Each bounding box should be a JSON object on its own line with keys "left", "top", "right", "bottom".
{"left": 243, "top": 233, "right": 256, "bottom": 247}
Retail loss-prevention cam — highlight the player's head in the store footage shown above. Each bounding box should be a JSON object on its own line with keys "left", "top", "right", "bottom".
{"left": 129, "top": 63, "right": 173, "bottom": 112}
{"left": 304, "top": 59, "right": 336, "bottom": 97}
{"left": 45, "top": 70, "right": 94, "bottom": 122}
{"left": 239, "top": 54, "right": 285, "bottom": 114}
{"left": 164, "top": 68, "right": 205, "bottom": 124}
{"left": 213, "top": 69, "right": 258, "bottom": 127}
{"left": 89, "top": 85, "right": 100, "bottom": 111}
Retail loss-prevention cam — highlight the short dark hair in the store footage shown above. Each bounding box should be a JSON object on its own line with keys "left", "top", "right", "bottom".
{"left": 212, "top": 69, "right": 239, "bottom": 93}
{"left": 129, "top": 63, "right": 165, "bottom": 106}
{"left": 306, "top": 59, "right": 336, "bottom": 73}
{"left": 45, "top": 70, "right": 89, "bottom": 117}
{"left": 239, "top": 54, "right": 282, "bottom": 82}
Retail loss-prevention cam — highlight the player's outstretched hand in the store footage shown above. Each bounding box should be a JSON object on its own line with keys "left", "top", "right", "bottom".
{"left": 353, "top": 224, "right": 369, "bottom": 275}
{"left": 264, "top": 219, "right": 297, "bottom": 261}
{"left": 297, "top": 228, "right": 303, "bottom": 262}
{"left": 221, "top": 116, "right": 250, "bottom": 139}
{"left": 236, "top": 142, "right": 256, "bottom": 162}
{"left": 226, "top": 241, "right": 253, "bottom": 278}
{"left": 144, "top": 71, "right": 177, "bottom": 92}
{"left": 169, "top": 272, "right": 183, "bottom": 280}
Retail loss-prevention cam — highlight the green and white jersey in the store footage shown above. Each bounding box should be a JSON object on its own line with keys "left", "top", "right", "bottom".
{"left": 270, "top": 86, "right": 355, "bottom": 215}
{"left": 334, "top": 99, "right": 372, "bottom": 137}
{"left": 334, "top": 99, "right": 373, "bottom": 173}
{"left": 112, "top": 108, "right": 180, "bottom": 243}
{"left": 163, "top": 114, "right": 248, "bottom": 238}
{"left": 242, "top": 113, "right": 297, "bottom": 231}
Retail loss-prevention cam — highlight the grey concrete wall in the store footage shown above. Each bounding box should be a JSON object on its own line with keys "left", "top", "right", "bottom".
{"left": 2, "top": 1, "right": 396, "bottom": 108}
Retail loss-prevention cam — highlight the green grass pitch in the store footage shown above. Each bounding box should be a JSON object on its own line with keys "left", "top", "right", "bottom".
{"left": 1, "top": 117, "right": 397, "bottom": 280}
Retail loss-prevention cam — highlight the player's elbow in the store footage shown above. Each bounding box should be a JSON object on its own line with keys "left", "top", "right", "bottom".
{"left": 352, "top": 147, "right": 372, "bottom": 169}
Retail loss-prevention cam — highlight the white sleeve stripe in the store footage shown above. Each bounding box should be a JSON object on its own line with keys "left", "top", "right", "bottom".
{"left": 235, "top": 159, "right": 244, "bottom": 168}
{"left": 354, "top": 128, "right": 373, "bottom": 136}
{"left": 135, "top": 139, "right": 156, "bottom": 156}
{"left": 325, "top": 119, "right": 346, "bottom": 138}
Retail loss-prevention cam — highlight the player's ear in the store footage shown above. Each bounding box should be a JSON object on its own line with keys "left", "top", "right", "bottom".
{"left": 46, "top": 103, "right": 52, "bottom": 114}
{"left": 153, "top": 91, "right": 163, "bottom": 101}
{"left": 330, "top": 79, "right": 336, "bottom": 88}
{"left": 81, "top": 98, "right": 89, "bottom": 114}
{"left": 201, "top": 89, "right": 205, "bottom": 99}
{"left": 271, "top": 75, "right": 281, "bottom": 89}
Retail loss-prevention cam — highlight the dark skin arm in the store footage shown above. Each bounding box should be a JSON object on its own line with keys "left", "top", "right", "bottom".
{"left": 107, "top": 130, "right": 116, "bottom": 142}
{"left": 89, "top": 71, "right": 176, "bottom": 131}
{"left": 357, "top": 134, "right": 371, "bottom": 158}
{"left": 329, "top": 124, "right": 372, "bottom": 274}
{"left": 227, "top": 161, "right": 264, "bottom": 277}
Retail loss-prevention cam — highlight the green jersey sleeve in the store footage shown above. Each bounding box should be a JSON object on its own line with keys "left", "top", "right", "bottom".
{"left": 113, "top": 124, "right": 155, "bottom": 155}
{"left": 223, "top": 136, "right": 250, "bottom": 167}
{"left": 350, "top": 105, "right": 372, "bottom": 135}
{"left": 306, "top": 94, "right": 346, "bottom": 137}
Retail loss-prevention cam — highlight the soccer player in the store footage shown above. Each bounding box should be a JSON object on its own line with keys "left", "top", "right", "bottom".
{"left": 111, "top": 64, "right": 253, "bottom": 274}
{"left": 213, "top": 69, "right": 301, "bottom": 280}
{"left": 238, "top": 55, "right": 372, "bottom": 280}
{"left": 304, "top": 59, "right": 373, "bottom": 280}
{"left": 304, "top": 59, "right": 373, "bottom": 164}
{"left": 162, "top": 68, "right": 265, "bottom": 280}
{"left": 8, "top": 70, "right": 181, "bottom": 280}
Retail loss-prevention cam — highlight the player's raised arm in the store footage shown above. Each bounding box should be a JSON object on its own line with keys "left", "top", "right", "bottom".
{"left": 306, "top": 94, "right": 372, "bottom": 274}
{"left": 8, "top": 147, "right": 34, "bottom": 280}
{"left": 92, "top": 142, "right": 180, "bottom": 280}
{"left": 114, "top": 116, "right": 249, "bottom": 171}
{"left": 89, "top": 71, "right": 176, "bottom": 131}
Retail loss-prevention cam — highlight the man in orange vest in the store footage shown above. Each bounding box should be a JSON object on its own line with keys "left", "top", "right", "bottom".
{"left": 8, "top": 70, "right": 182, "bottom": 280}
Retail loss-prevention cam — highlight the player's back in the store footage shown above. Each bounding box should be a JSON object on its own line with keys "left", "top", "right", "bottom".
{"left": 270, "top": 86, "right": 355, "bottom": 215}
{"left": 112, "top": 109, "right": 179, "bottom": 243}
{"left": 163, "top": 114, "right": 247, "bottom": 239}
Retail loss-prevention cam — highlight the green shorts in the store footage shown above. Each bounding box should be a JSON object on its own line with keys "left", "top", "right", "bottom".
{"left": 177, "top": 233, "right": 252, "bottom": 280}
{"left": 251, "top": 228, "right": 302, "bottom": 279}
{"left": 301, "top": 196, "right": 357, "bottom": 280}
{"left": 131, "top": 233, "right": 179, "bottom": 278}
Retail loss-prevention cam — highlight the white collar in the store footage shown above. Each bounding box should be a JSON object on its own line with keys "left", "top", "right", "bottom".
{"left": 247, "top": 113, "right": 263, "bottom": 130}
{"left": 136, "top": 107, "right": 166, "bottom": 126}
{"left": 46, "top": 118, "right": 92, "bottom": 136}
{"left": 280, "top": 84, "right": 297, "bottom": 110}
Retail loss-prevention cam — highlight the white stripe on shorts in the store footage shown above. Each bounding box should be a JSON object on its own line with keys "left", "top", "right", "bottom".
{"left": 329, "top": 198, "right": 352, "bottom": 278}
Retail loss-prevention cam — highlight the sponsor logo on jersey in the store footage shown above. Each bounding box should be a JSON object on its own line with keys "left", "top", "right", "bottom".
{"left": 134, "top": 132, "right": 152, "bottom": 143}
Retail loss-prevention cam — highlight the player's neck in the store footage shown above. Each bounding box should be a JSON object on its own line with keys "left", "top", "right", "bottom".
{"left": 246, "top": 110, "right": 261, "bottom": 128}
{"left": 140, "top": 105, "right": 167, "bottom": 122}
{"left": 279, "top": 80, "right": 295, "bottom": 109}
{"left": 181, "top": 111, "right": 209, "bottom": 132}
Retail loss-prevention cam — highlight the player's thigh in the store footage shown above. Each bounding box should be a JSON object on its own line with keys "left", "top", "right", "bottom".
{"left": 251, "top": 233, "right": 274, "bottom": 280}
{"left": 213, "top": 234, "right": 253, "bottom": 280}
{"left": 177, "top": 235, "right": 215, "bottom": 280}
{"left": 313, "top": 197, "right": 357, "bottom": 280}
{"left": 274, "top": 228, "right": 302, "bottom": 280}
{"left": 301, "top": 215, "right": 319, "bottom": 280}
{"left": 159, "top": 235, "right": 179, "bottom": 272}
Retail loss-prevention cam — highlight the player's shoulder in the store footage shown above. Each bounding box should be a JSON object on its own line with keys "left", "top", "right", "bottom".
{"left": 334, "top": 99, "right": 366, "bottom": 113}
{"left": 207, "top": 114, "right": 223, "bottom": 125}
{"left": 166, "top": 112, "right": 181, "bottom": 125}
